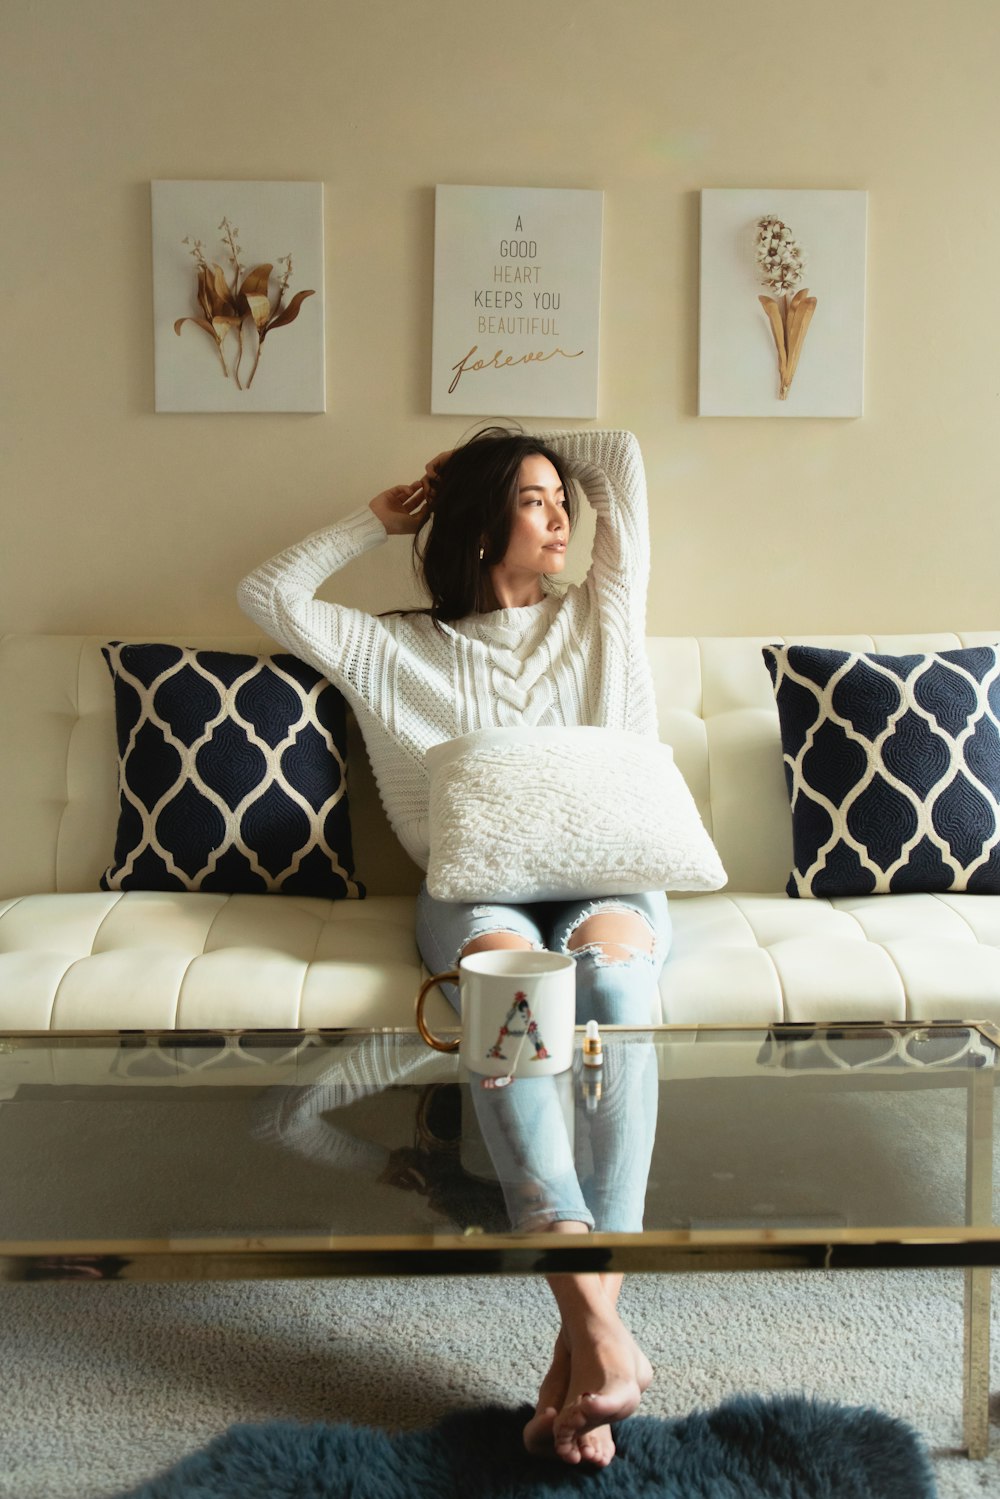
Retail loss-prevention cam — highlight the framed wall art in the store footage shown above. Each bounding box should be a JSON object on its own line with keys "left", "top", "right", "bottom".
{"left": 698, "top": 188, "right": 868, "bottom": 418}
{"left": 431, "top": 185, "right": 604, "bottom": 418}
{"left": 152, "top": 180, "right": 325, "bottom": 413}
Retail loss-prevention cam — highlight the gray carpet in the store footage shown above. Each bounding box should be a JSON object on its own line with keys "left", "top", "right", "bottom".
{"left": 1, "top": 1265, "right": 997, "bottom": 1498}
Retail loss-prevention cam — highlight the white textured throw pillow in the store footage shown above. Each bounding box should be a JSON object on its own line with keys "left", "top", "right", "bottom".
{"left": 425, "top": 726, "right": 727, "bottom": 903}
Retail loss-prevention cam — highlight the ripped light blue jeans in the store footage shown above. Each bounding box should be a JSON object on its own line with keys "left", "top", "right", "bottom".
{"left": 415, "top": 885, "right": 671, "bottom": 1235}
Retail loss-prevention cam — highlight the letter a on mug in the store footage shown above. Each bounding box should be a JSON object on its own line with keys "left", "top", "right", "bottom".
{"left": 485, "top": 991, "right": 552, "bottom": 1062}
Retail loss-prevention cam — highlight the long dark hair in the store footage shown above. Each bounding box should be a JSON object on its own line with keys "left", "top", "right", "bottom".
{"left": 409, "top": 426, "right": 575, "bottom": 624}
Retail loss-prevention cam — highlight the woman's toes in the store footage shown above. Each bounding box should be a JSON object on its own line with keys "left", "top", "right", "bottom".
{"left": 522, "top": 1406, "right": 557, "bottom": 1456}
{"left": 578, "top": 1424, "right": 616, "bottom": 1466}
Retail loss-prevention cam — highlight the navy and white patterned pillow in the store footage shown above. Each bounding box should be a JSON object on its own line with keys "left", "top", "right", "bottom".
{"left": 101, "top": 643, "right": 364, "bottom": 898}
{"left": 763, "top": 643, "right": 1000, "bottom": 897}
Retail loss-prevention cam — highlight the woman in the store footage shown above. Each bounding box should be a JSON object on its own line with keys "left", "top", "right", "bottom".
{"left": 238, "top": 427, "right": 670, "bottom": 1467}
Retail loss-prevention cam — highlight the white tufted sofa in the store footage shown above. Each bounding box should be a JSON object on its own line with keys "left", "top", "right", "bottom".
{"left": 2, "top": 631, "right": 1000, "bottom": 1033}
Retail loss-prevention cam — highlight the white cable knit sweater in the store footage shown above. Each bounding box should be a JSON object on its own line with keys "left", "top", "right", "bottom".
{"left": 237, "top": 429, "right": 657, "bottom": 869}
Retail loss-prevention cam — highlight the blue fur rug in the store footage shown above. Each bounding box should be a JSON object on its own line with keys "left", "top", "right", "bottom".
{"left": 112, "top": 1394, "right": 937, "bottom": 1498}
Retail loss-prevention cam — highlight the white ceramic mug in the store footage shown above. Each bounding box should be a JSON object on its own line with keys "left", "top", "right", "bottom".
{"left": 415, "top": 950, "right": 576, "bottom": 1078}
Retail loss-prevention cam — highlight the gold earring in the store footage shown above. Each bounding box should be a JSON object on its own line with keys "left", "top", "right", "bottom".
{"left": 479, "top": 546, "right": 485, "bottom": 561}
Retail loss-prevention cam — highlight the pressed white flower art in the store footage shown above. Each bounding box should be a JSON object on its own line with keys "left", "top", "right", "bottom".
{"left": 152, "top": 181, "right": 325, "bottom": 413}
{"left": 754, "top": 214, "right": 816, "bottom": 400}
{"left": 698, "top": 189, "right": 867, "bottom": 418}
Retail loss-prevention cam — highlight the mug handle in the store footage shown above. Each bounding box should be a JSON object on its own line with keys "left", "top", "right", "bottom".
{"left": 415, "top": 971, "right": 461, "bottom": 1052}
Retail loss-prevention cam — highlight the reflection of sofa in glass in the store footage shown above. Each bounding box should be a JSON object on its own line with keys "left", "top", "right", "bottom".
{"left": 3, "top": 630, "right": 1000, "bottom": 1035}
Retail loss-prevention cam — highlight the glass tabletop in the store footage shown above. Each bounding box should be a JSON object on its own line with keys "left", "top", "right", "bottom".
{"left": 0, "top": 1023, "right": 998, "bottom": 1281}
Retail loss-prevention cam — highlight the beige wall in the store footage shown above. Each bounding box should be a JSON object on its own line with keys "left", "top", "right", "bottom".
{"left": 5, "top": 0, "right": 1000, "bottom": 639}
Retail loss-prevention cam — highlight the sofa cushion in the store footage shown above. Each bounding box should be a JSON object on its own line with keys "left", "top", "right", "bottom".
{"left": 661, "top": 889, "right": 1000, "bottom": 1023}
{"left": 0, "top": 892, "right": 431, "bottom": 1030}
{"left": 764, "top": 643, "right": 1000, "bottom": 897}
{"left": 4, "top": 887, "right": 999, "bottom": 1031}
{"left": 101, "top": 643, "right": 364, "bottom": 898}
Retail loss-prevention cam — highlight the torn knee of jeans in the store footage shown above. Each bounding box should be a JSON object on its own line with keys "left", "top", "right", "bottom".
{"left": 563, "top": 904, "right": 658, "bottom": 965}
{"left": 455, "top": 928, "right": 543, "bottom": 966}
{"left": 570, "top": 939, "right": 656, "bottom": 968}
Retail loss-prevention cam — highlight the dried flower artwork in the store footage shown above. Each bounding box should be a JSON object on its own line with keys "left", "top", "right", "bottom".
{"left": 174, "top": 217, "right": 315, "bottom": 390}
{"left": 755, "top": 215, "right": 817, "bottom": 401}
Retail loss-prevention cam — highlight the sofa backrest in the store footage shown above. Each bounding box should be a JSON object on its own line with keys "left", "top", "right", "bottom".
{"left": 2, "top": 631, "right": 995, "bottom": 900}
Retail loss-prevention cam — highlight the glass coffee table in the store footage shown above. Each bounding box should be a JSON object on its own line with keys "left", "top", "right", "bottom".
{"left": 0, "top": 1021, "right": 997, "bottom": 1455}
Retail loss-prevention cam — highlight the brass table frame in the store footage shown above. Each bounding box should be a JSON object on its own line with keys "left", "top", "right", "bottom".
{"left": 1, "top": 1019, "right": 997, "bottom": 1457}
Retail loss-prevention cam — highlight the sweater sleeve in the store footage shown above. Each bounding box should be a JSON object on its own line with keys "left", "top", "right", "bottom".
{"left": 236, "top": 505, "right": 391, "bottom": 691}
{"left": 536, "top": 429, "right": 656, "bottom": 734}
{"left": 536, "top": 428, "right": 650, "bottom": 613}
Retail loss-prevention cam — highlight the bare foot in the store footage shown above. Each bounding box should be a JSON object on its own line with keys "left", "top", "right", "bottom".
{"left": 523, "top": 1221, "right": 644, "bottom": 1466}
{"left": 523, "top": 1333, "right": 617, "bottom": 1466}
{"left": 551, "top": 1304, "right": 652, "bottom": 1467}
{"left": 523, "top": 1330, "right": 569, "bottom": 1456}
{"left": 523, "top": 1306, "right": 649, "bottom": 1467}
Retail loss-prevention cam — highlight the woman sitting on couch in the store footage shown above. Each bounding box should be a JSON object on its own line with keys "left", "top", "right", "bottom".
{"left": 238, "top": 425, "right": 669, "bottom": 1468}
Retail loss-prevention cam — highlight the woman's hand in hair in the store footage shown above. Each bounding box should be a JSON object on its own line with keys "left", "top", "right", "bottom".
{"left": 369, "top": 483, "right": 428, "bottom": 536}
{"left": 421, "top": 450, "right": 453, "bottom": 500}
{"left": 423, "top": 450, "right": 453, "bottom": 481}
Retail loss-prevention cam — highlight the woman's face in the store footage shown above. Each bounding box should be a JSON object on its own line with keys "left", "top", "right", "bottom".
{"left": 493, "top": 454, "right": 569, "bottom": 587}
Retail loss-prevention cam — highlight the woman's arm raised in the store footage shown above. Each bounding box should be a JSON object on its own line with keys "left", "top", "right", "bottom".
{"left": 534, "top": 429, "right": 650, "bottom": 606}
{"left": 237, "top": 493, "right": 408, "bottom": 684}
{"left": 534, "top": 429, "right": 655, "bottom": 736}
